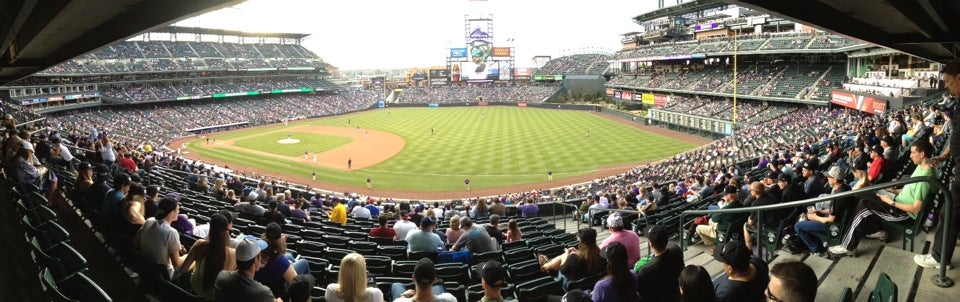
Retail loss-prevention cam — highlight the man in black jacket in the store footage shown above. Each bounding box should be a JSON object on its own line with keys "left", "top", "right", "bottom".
{"left": 636, "top": 225, "right": 684, "bottom": 301}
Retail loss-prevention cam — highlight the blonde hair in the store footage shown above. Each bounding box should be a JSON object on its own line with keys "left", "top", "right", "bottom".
{"left": 426, "top": 209, "right": 436, "bottom": 218}
{"left": 450, "top": 215, "right": 461, "bottom": 231}
{"left": 336, "top": 253, "right": 370, "bottom": 302}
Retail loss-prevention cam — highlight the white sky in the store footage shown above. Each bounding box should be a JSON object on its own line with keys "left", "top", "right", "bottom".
{"left": 176, "top": 0, "right": 659, "bottom": 70}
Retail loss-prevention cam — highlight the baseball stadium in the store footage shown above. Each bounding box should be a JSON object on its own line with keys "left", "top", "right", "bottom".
{"left": 1, "top": 0, "right": 959, "bottom": 301}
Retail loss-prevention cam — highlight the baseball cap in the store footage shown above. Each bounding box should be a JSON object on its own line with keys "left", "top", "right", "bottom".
{"left": 826, "top": 166, "right": 846, "bottom": 180}
{"left": 236, "top": 237, "right": 268, "bottom": 262}
{"left": 265, "top": 222, "right": 282, "bottom": 240}
{"left": 94, "top": 164, "right": 111, "bottom": 179}
{"left": 802, "top": 159, "right": 819, "bottom": 171}
{"left": 871, "top": 145, "right": 884, "bottom": 155}
{"left": 50, "top": 137, "right": 61, "bottom": 144}
{"left": 20, "top": 140, "right": 33, "bottom": 151}
{"left": 420, "top": 217, "right": 436, "bottom": 228}
{"left": 777, "top": 173, "right": 793, "bottom": 182}
{"left": 479, "top": 260, "right": 506, "bottom": 287}
{"left": 413, "top": 258, "right": 436, "bottom": 284}
{"left": 765, "top": 171, "right": 779, "bottom": 180}
{"left": 713, "top": 240, "right": 753, "bottom": 272}
{"left": 562, "top": 289, "right": 592, "bottom": 302}
{"left": 600, "top": 241, "right": 628, "bottom": 263}
{"left": 606, "top": 212, "right": 623, "bottom": 228}
{"left": 164, "top": 192, "right": 181, "bottom": 202}
{"left": 723, "top": 185, "right": 738, "bottom": 195}
{"left": 577, "top": 228, "right": 597, "bottom": 246}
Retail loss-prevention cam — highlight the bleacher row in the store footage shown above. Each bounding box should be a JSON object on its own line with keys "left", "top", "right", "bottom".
{"left": 609, "top": 63, "right": 846, "bottom": 100}
{"left": 398, "top": 86, "right": 559, "bottom": 104}
{"left": 97, "top": 79, "right": 343, "bottom": 103}
{"left": 37, "top": 41, "right": 324, "bottom": 75}
{"left": 613, "top": 33, "right": 863, "bottom": 60}
{"left": 535, "top": 54, "right": 611, "bottom": 76}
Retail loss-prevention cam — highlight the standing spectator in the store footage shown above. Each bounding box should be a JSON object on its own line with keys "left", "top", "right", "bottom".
{"left": 504, "top": 219, "right": 522, "bottom": 243}
{"left": 213, "top": 238, "right": 278, "bottom": 302}
{"left": 325, "top": 253, "right": 384, "bottom": 302}
{"left": 636, "top": 225, "right": 685, "bottom": 301}
{"left": 133, "top": 197, "right": 185, "bottom": 279}
{"left": 766, "top": 261, "right": 817, "bottom": 302}
{"left": 592, "top": 242, "right": 639, "bottom": 302}
{"left": 445, "top": 215, "right": 465, "bottom": 245}
{"left": 369, "top": 215, "right": 397, "bottom": 239}
{"left": 712, "top": 240, "right": 769, "bottom": 302}
{"left": 98, "top": 136, "right": 117, "bottom": 167}
{"left": 678, "top": 265, "right": 716, "bottom": 302}
{"left": 599, "top": 213, "right": 641, "bottom": 267}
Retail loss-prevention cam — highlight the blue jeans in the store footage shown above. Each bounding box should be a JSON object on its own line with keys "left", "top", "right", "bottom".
{"left": 390, "top": 283, "right": 445, "bottom": 301}
{"left": 794, "top": 220, "right": 829, "bottom": 252}
{"left": 291, "top": 258, "right": 310, "bottom": 275}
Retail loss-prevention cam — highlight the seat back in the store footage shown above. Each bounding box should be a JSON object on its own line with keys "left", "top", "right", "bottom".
{"left": 839, "top": 287, "right": 853, "bottom": 302}
{"left": 869, "top": 272, "right": 898, "bottom": 302}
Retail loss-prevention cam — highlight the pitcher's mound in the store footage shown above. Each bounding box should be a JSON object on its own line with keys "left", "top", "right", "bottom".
{"left": 277, "top": 138, "right": 301, "bottom": 144}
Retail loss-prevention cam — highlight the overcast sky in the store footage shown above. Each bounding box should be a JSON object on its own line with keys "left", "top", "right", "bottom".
{"left": 176, "top": 0, "right": 659, "bottom": 70}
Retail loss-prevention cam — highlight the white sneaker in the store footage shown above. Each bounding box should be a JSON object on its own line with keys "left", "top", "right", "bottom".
{"left": 828, "top": 245, "right": 855, "bottom": 257}
{"left": 914, "top": 254, "right": 952, "bottom": 269}
{"left": 866, "top": 231, "right": 888, "bottom": 241}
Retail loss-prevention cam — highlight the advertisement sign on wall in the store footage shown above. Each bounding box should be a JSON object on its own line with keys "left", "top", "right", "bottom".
{"left": 492, "top": 47, "right": 511, "bottom": 57}
{"left": 450, "top": 48, "right": 468, "bottom": 58}
{"left": 606, "top": 88, "right": 615, "bottom": 96}
{"left": 613, "top": 90, "right": 622, "bottom": 99}
{"left": 654, "top": 95, "right": 668, "bottom": 106}
{"left": 641, "top": 93, "right": 655, "bottom": 104}
{"left": 831, "top": 90, "right": 887, "bottom": 115}
{"left": 621, "top": 91, "right": 633, "bottom": 100}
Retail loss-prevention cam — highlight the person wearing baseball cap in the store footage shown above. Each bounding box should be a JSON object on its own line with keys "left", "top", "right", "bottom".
{"left": 393, "top": 210, "right": 418, "bottom": 241}
{"left": 800, "top": 160, "right": 825, "bottom": 198}
{"left": 712, "top": 240, "right": 769, "bottom": 302}
{"left": 213, "top": 237, "right": 275, "bottom": 302}
{"left": 478, "top": 260, "right": 507, "bottom": 301}
{"left": 695, "top": 186, "right": 746, "bottom": 246}
{"left": 391, "top": 258, "right": 456, "bottom": 302}
{"left": 794, "top": 165, "right": 853, "bottom": 257}
{"left": 762, "top": 171, "right": 783, "bottom": 200}
{"left": 598, "top": 212, "right": 641, "bottom": 267}
{"left": 636, "top": 225, "right": 685, "bottom": 301}
{"left": 867, "top": 144, "right": 886, "bottom": 182}
{"left": 405, "top": 217, "right": 444, "bottom": 253}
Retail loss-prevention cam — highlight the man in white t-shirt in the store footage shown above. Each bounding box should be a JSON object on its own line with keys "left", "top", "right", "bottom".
{"left": 351, "top": 203, "right": 372, "bottom": 219}
{"left": 133, "top": 197, "right": 185, "bottom": 279}
{"left": 392, "top": 211, "right": 417, "bottom": 241}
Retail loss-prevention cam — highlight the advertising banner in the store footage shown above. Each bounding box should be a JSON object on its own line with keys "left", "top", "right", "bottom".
{"left": 492, "top": 47, "right": 511, "bottom": 57}
{"left": 606, "top": 88, "right": 615, "bottom": 96}
{"left": 517, "top": 102, "right": 528, "bottom": 107}
{"left": 450, "top": 48, "right": 468, "bottom": 58}
{"left": 634, "top": 93, "right": 643, "bottom": 101}
{"left": 613, "top": 91, "right": 622, "bottom": 99}
{"left": 460, "top": 61, "right": 500, "bottom": 81}
{"left": 429, "top": 69, "right": 449, "bottom": 79}
{"left": 514, "top": 68, "right": 532, "bottom": 76}
{"left": 641, "top": 93, "right": 655, "bottom": 104}
{"left": 498, "top": 60, "right": 512, "bottom": 81}
{"left": 621, "top": 91, "right": 633, "bottom": 100}
{"left": 831, "top": 90, "right": 887, "bottom": 115}
{"left": 654, "top": 94, "right": 667, "bottom": 106}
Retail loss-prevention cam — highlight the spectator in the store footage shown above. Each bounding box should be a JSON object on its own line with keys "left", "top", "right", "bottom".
{"left": 102, "top": 173, "right": 132, "bottom": 226}
{"left": 866, "top": 145, "right": 885, "bottom": 182}
{"left": 74, "top": 162, "right": 94, "bottom": 194}
{"left": 364, "top": 199, "right": 381, "bottom": 218}
{"left": 213, "top": 237, "right": 278, "bottom": 302}
{"left": 262, "top": 201, "right": 286, "bottom": 225}
{"left": 406, "top": 217, "right": 444, "bottom": 253}
{"left": 538, "top": 228, "right": 606, "bottom": 289}
{"left": 678, "top": 265, "right": 716, "bottom": 302}
{"left": 712, "top": 240, "right": 769, "bottom": 302}
{"left": 330, "top": 197, "right": 347, "bottom": 226}
{"left": 518, "top": 198, "right": 539, "bottom": 217}
{"left": 477, "top": 260, "right": 507, "bottom": 302}
{"left": 488, "top": 198, "right": 506, "bottom": 216}
{"left": 290, "top": 199, "right": 310, "bottom": 222}
{"left": 144, "top": 185, "right": 160, "bottom": 219}
{"left": 133, "top": 196, "right": 185, "bottom": 279}
{"left": 325, "top": 253, "right": 384, "bottom": 302}
{"left": 237, "top": 192, "right": 266, "bottom": 217}
{"left": 484, "top": 214, "right": 505, "bottom": 243}
{"left": 471, "top": 199, "right": 489, "bottom": 219}
{"left": 766, "top": 261, "right": 817, "bottom": 302}
{"left": 177, "top": 213, "right": 236, "bottom": 299}
{"left": 794, "top": 166, "right": 852, "bottom": 256}
{"left": 119, "top": 184, "right": 147, "bottom": 237}
{"left": 451, "top": 217, "right": 498, "bottom": 254}
{"left": 256, "top": 223, "right": 311, "bottom": 298}
{"left": 351, "top": 201, "right": 372, "bottom": 219}
{"left": 391, "top": 258, "right": 456, "bottom": 302}
{"left": 504, "top": 219, "right": 522, "bottom": 243}
{"left": 445, "top": 215, "right": 464, "bottom": 244}
{"left": 592, "top": 242, "right": 639, "bottom": 302}
{"left": 369, "top": 215, "right": 396, "bottom": 239}
{"left": 636, "top": 225, "right": 685, "bottom": 301}
{"left": 696, "top": 186, "right": 745, "bottom": 246}
{"left": 599, "top": 212, "right": 641, "bottom": 267}
{"left": 393, "top": 211, "right": 417, "bottom": 241}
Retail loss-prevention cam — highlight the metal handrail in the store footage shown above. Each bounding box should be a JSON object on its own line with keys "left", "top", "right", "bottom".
{"left": 679, "top": 176, "right": 953, "bottom": 288}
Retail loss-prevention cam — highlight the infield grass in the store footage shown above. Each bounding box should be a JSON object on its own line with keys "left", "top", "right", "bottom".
{"left": 234, "top": 132, "right": 352, "bottom": 157}
{"left": 189, "top": 107, "right": 700, "bottom": 192}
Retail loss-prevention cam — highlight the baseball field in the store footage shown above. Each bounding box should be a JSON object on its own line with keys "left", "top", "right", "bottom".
{"left": 179, "top": 106, "right": 704, "bottom": 197}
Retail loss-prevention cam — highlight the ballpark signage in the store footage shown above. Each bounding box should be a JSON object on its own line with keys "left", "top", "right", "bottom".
{"left": 654, "top": 94, "right": 668, "bottom": 106}
{"left": 450, "top": 48, "right": 468, "bottom": 58}
{"left": 641, "top": 93, "right": 655, "bottom": 104}
{"left": 613, "top": 90, "right": 622, "bottom": 99}
{"left": 606, "top": 88, "right": 615, "bottom": 96}
{"left": 492, "top": 47, "right": 511, "bottom": 57}
{"left": 831, "top": 90, "right": 887, "bottom": 115}
{"left": 621, "top": 91, "right": 633, "bottom": 100}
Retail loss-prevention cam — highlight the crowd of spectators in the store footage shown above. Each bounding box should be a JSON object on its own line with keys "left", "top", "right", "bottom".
{"left": 99, "top": 79, "right": 341, "bottom": 102}
{"left": 535, "top": 54, "right": 610, "bottom": 75}
{"left": 613, "top": 32, "right": 861, "bottom": 61}
{"left": 399, "top": 85, "right": 559, "bottom": 103}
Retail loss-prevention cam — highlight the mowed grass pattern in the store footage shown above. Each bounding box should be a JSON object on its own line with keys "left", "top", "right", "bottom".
{"left": 234, "top": 132, "right": 352, "bottom": 157}
{"left": 191, "top": 107, "right": 699, "bottom": 191}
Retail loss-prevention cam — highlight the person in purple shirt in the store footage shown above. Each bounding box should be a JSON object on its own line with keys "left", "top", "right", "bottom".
{"left": 592, "top": 242, "right": 638, "bottom": 302}
{"left": 517, "top": 198, "right": 539, "bottom": 217}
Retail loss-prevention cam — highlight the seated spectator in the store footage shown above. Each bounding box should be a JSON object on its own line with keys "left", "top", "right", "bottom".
{"left": 538, "top": 228, "right": 606, "bottom": 289}
{"left": 636, "top": 225, "right": 685, "bottom": 301}
{"left": 488, "top": 198, "right": 506, "bottom": 216}
{"left": 352, "top": 201, "right": 372, "bottom": 219}
{"left": 133, "top": 196, "right": 186, "bottom": 279}
{"left": 866, "top": 145, "right": 885, "bottom": 183}
{"left": 451, "top": 217, "right": 498, "bottom": 254}
{"left": 289, "top": 199, "right": 310, "bottom": 222}
{"left": 504, "top": 219, "right": 522, "bottom": 243}
{"left": 484, "top": 214, "right": 506, "bottom": 243}
{"left": 829, "top": 140, "right": 935, "bottom": 257}
{"left": 171, "top": 213, "right": 196, "bottom": 236}
{"left": 678, "top": 265, "right": 716, "bottom": 302}
{"left": 393, "top": 211, "right": 417, "bottom": 241}
{"left": 766, "top": 261, "right": 817, "bottom": 302}
{"left": 696, "top": 186, "right": 745, "bottom": 246}
{"left": 369, "top": 215, "right": 397, "bottom": 239}
{"left": 102, "top": 173, "right": 132, "bottom": 227}
{"left": 325, "top": 253, "right": 384, "bottom": 302}
{"left": 471, "top": 199, "right": 490, "bottom": 219}
{"left": 600, "top": 213, "right": 641, "bottom": 267}
{"left": 177, "top": 213, "right": 236, "bottom": 299}
{"left": 237, "top": 192, "right": 266, "bottom": 217}
{"left": 119, "top": 184, "right": 147, "bottom": 237}
{"left": 406, "top": 217, "right": 444, "bottom": 253}
{"left": 329, "top": 197, "right": 347, "bottom": 226}
{"left": 263, "top": 201, "right": 286, "bottom": 225}
{"left": 713, "top": 240, "right": 769, "bottom": 302}
{"left": 794, "top": 166, "right": 852, "bottom": 256}
{"left": 518, "top": 198, "right": 539, "bottom": 217}
{"left": 445, "top": 215, "right": 464, "bottom": 244}
{"left": 256, "top": 223, "right": 311, "bottom": 298}
{"left": 477, "top": 260, "right": 507, "bottom": 302}
{"left": 391, "top": 258, "right": 456, "bottom": 302}
{"left": 74, "top": 162, "right": 94, "bottom": 194}
{"left": 592, "top": 242, "right": 639, "bottom": 302}
{"left": 213, "top": 237, "right": 278, "bottom": 302}
{"left": 364, "top": 200, "right": 381, "bottom": 218}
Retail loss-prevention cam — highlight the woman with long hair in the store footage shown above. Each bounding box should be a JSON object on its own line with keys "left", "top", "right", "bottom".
{"left": 471, "top": 199, "right": 489, "bottom": 219}
{"left": 325, "top": 253, "right": 384, "bottom": 302}
{"left": 74, "top": 162, "right": 94, "bottom": 194}
{"left": 178, "top": 213, "right": 236, "bottom": 299}
{"left": 504, "top": 219, "right": 522, "bottom": 243}
{"left": 445, "top": 215, "right": 464, "bottom": 244}
{"left": 538, "top": 228, "right": 606, "bottom": 290}
{"left": 592, "top": 242, "right": 638, "bottom": 302}
{"left": 212, "top": 178, "right": 226, "bottom": 199}
{"left": 679, "top": 265, "right": 716, "bottom": 302}
{"left": 255, "top": 222, "right": 311, "bottom": 297}
{"left": 119, "top": 184, "right": 147, "bottom": 236}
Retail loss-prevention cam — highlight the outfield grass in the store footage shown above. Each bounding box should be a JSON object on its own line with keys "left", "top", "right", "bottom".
{"left": 189, "top": 107, "right": 699, "bottom": 192}
{"left": 234, "top": 132, "right": 352, "bottom": 157}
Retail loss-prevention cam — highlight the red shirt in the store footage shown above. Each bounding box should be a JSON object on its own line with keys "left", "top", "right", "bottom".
{"left": 369, "top": 226, "right": 396, "bottom": 239}
{"left": 118, "top": 157, "right": 137, "bottom": 172}
{"left": 868, "top": 156, "right": 885, "bottom": 181}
